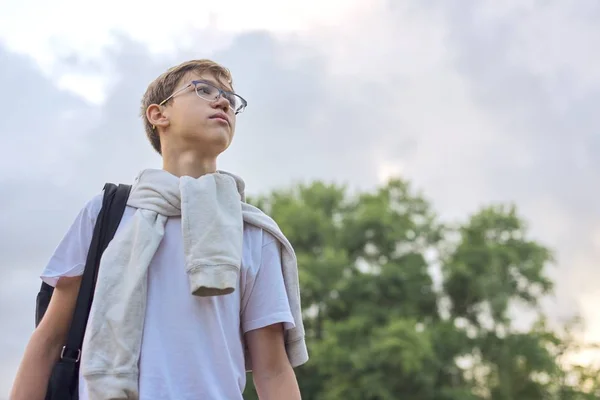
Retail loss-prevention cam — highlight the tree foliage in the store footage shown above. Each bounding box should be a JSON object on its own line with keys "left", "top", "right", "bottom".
{"left": 243, "top": 178, "right": 600, "bottom": 399}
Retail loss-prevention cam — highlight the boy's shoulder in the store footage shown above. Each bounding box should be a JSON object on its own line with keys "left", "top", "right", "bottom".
{"left": 242, "top": 222, "right": 279, "bottom": 249}
{"left": 77, "top": 191, "right": 106, "bottom": 223}
{"left": 86, "top": 191, "right": 105, "bottom": 210}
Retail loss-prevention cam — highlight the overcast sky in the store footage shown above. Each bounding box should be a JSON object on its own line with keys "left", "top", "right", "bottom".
{"left": 1, "top": 0, "right": 599, "bottom": 396}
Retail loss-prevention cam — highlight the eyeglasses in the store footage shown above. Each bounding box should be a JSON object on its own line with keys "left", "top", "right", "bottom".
{"left": 159, "top": 80, "right": 248, "bottom": 115}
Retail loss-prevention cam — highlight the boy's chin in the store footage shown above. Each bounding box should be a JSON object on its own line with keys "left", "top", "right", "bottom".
{"left": 196, "top": 133, "right": 232, "bottom": 155}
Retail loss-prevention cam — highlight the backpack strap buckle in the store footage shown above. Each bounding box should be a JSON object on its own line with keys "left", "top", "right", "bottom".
{"left": 60, "top": 346, "right": 81, "bottom": 363}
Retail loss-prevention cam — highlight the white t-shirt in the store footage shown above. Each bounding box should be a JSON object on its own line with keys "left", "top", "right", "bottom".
{"left": 41, "top": 192, "right": 295, "bottom": 400}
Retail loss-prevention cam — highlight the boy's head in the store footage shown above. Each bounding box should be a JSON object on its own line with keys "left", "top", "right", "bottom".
{"left": 141, "top": 59, "right": 246, "bottom": 156}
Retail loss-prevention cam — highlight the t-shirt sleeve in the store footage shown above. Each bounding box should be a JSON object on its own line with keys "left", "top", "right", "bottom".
{"left": 241, "top": 232, "right": 295, "bottom": 334}
{"left": 40, "top": 192, "right": 104, "bottom": 287}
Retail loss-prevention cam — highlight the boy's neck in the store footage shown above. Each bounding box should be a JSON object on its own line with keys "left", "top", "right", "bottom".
{"left": 162, "top": 150, "right": 218, "bottom": 179}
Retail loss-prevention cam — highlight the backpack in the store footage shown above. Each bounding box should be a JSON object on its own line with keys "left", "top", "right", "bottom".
{"left": 36, "top": 183, "right": 131, "bottom": 400}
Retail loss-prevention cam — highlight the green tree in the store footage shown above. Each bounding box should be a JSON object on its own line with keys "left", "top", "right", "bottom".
{"left": 242, "top": 179, "right": 600, "bottom": 399}
{"left": 442, "top": 205, "right": 560, "bottom": 399}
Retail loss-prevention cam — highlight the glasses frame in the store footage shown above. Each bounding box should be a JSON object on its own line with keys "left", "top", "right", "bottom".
{"left": 159, "top": 79, "right": 248, "bottom": 115}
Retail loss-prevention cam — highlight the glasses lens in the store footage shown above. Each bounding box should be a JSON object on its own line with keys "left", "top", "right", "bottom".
{"left": 230, "top": 94, "right": 246, "bottom": 114}
{"left": 195, "top": 83, "right": 220, "bottom": 101}
{"left": 194, "top": 82, "right": 246, "bottom": 114}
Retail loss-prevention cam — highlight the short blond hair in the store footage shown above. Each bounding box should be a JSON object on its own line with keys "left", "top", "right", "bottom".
{"left": 140, "top": 59, "right": 234, "bottom": 155}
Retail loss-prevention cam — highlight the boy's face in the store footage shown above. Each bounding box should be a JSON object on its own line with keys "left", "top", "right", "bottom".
{"left": 159, "top": 71, "right": 238, "bottom": 156}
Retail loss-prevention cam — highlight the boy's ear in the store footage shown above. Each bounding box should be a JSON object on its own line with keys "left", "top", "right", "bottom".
{"left": 146, "top": 104, "right": 169, "bottom": 130}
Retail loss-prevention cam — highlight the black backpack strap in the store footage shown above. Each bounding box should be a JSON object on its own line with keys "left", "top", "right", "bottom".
{"left": 60, "top": 183, "right": 132, "bottom": 363}
{"left": 46, "top": 183, "right": 131, "bottom": 400}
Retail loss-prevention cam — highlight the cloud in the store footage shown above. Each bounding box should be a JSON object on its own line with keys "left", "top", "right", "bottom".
{"left": 2, "top": 0, "right": 600, "bottom": 395}
{"left": 433, "top": 0, "right": 600, "bottom": 316}
{"left": 0, "top": 44, "right": 91, "bottom": 396}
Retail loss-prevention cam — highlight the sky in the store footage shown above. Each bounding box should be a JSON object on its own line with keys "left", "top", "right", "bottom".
{"left": 1, "top": 0, "right": 599, "bottom": 396}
